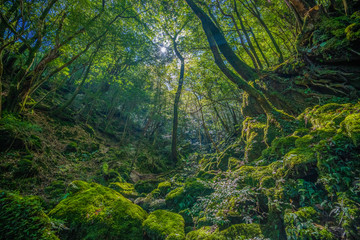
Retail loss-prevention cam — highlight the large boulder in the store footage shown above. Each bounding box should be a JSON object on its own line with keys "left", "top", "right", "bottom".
{"left": 49, "top": 181, "right": 147, "bottom": 240}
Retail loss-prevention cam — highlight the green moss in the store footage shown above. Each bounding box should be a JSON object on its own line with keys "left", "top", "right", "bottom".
{"left": 186, "top": 226, "right": 214, "bottom": 240}
{"left": 158, "top": 181, "right": 172, "bottom": 195}
{"left": 236, "top": 162, "right": 280, "bottom": 188}
{"left": 0, "top": 190, "right": 59, "bottom": 240}
{"left": 261, "top": 135, "right": 298, "bottom": 163}
{"left": 165, "top": 187, "right": 185, "bottom": 207}
{"left": 212, "top": 223, "right": 263, "bottom": 239}
{"left": 301, "top": 103, "right": 355, "bottom": 131}
{"left": 143, "top": 210, "right": 185, "bottom": 240}
{"left": 294, "top": 135, "right": 314, "bottom": 148}
{"left": 340, "top": 113, "right": 360, "bottom": 146}
{"left": 49, "top": 181, "right": 147, "bottom": 240}
{"left": 280, "top": 148, "right": 317, "bottom": 179}
{"left": 66, "top": 180, "right": 91, "bottom": 194}
{"left": 242, "top": 117, "right": 268, "bottom": 162}
{"left": 109, "top": 182, "right": 138, "bottom": 198}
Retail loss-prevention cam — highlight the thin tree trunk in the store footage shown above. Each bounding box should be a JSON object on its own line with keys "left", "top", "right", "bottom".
{"left": 171, "top": 40, "right": 185, "bottom": 162}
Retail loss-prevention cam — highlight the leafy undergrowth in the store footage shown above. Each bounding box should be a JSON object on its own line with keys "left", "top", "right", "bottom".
{"left": 1, "top": 102, "right": 360, "bottom": 239}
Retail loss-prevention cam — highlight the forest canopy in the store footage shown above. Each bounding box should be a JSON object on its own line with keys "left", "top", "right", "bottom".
{"left": 0, "top": 0, "right": 360, "bottom": 239}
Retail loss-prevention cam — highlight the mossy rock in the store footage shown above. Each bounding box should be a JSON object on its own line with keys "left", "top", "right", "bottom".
{"left": 165, "top": 187, "right": 185, "bottom": 208}
{"left": 49, "top": 181, "right": 147, "bottom": 240}
{"left": 158, "top": 181, "right": 172, "bottom": 195}
{"left": 0, "top": 190, "right": 59, "bottom": 240}
{"left": 186, "top": 226, "right": 215, "bottom": 240}
{"left": 109, "top": 182, "right": 138, "bottom": 198}
{"left": 143, "top": 210, "right": 185, "bottom": 240}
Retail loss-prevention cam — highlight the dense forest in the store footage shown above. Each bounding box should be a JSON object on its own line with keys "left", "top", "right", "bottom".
{"left": 0, "top": 0, "right": 360, "bottom": 239}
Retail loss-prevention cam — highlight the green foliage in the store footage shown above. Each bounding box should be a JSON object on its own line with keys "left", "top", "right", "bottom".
{"left": 0, "top": 191, "right": 59, "bottom": 240}
{"left": 285, "top": 207, "right": 334, "bottom": 240}
{"left": 143, "top": 210, "right": 185, "bottom": 240}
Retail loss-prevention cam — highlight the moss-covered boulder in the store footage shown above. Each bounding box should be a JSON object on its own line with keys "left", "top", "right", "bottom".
{"left": 49, "top": 181, "right": 147, "bottom": 240}
{"left": 143, "top": 210, "right": 185, "bottom": 240}
{"left": 0, "top": 190, "right": 59, "bottom": 240}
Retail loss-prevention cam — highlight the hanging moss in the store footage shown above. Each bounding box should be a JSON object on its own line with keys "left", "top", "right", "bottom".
{"left": 143, "top": 210, "right": 185, "bottom": 240}
{"left": 49, "top": 181, "right": 147, "bottom": 240}
{"left": 0, "top": 190, "right": 59, "bottom": 240}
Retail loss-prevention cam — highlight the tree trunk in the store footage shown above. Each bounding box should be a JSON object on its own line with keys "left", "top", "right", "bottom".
{"left": 185, "top": 0, "right": 293, "bottom": 119}
{"left": 171, "top": 41, "right": 185, "bottom": 163}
